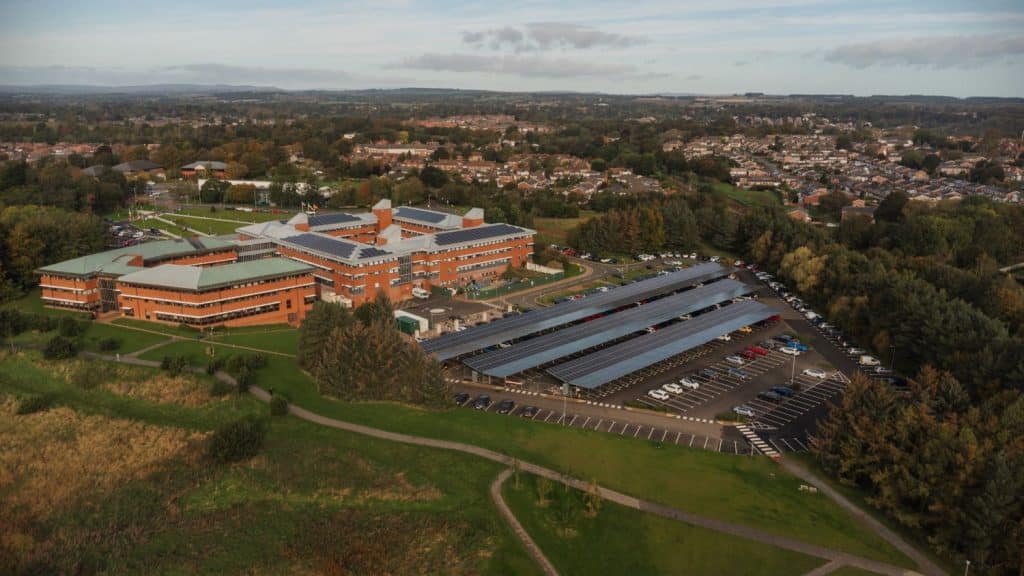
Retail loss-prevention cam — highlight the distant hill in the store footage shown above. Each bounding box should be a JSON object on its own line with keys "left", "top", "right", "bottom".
{"left": 0, "top": 83, "right": 281, "bottom": 95}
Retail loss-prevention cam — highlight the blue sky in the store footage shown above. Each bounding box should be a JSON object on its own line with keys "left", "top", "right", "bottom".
{"left": 0, "top": 0, "right": 1021, "bottom": 96}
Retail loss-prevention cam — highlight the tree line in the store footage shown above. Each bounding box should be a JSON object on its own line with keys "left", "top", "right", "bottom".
{"left": 297, "top": 297, "right": 451, "bottom": 407}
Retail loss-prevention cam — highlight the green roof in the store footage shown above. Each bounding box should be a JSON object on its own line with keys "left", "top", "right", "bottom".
{"left": 117, "top": 258, "right": 314, "bottom": 292}
{"left": 37, "top": 237, "right": 235, "bottom": 278}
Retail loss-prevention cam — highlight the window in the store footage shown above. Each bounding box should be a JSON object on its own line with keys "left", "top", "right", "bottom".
{"left": 286, "top": 299, "right": 292, "bottom": 309}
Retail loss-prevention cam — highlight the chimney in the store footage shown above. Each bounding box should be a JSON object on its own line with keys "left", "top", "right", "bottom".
{"left": 372, "top": 198, "right": 392, "bottom": 232}
{"left": 462, "top": 207, "right": 484, "bottom": 228}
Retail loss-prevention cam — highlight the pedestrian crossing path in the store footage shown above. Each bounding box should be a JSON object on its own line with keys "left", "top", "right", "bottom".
{"left": 735, "top": 423, "right": 780, "bottom": 459}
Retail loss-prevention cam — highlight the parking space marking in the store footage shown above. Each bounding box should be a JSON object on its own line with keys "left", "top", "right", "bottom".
{"left": 703, "top": 437, "right": 709, "bottom": 450}
{"left": 568, "top": 415, "right": 577, "bottom": 427}
{"left": 594, "top": 418, "right": 603, "bottom": 430}
{"left": 794, "top": 437, "right": 808, "bottom": 451}
{"left": 647, "top": 427, "right": 654, "bottom": 440}
{"left": 780, "top": 438, "right": 796, "bottom": 451}
{"left": 581, "top": 416, "right": 590, "bottom": 429}
{"left": 675, "top": 431, "right": 682, "bottom": 444}
{"left": 634, "top": 425, "right": 642, "bottom": 438}
{"left": 661, "top": 429, "right": 668, "bottom": 442}
{"left": 543, "top": 411, "right": 555, "bottom": 423}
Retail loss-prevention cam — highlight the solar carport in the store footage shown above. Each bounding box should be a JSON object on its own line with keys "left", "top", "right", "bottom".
{"left": 463, "top": 279, "right": 752, "bottom": 377}
{"left": 547, "top": 300, "right": 776, "bottom": 390}
{"left": 420, "top": 262, "right": 729, "bottom": 361}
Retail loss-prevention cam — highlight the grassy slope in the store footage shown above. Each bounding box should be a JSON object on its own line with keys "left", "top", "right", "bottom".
{"left": 534, "top": 210, "right": 596, "bottom": 244}
{"left": 131, "top": 341, "right": 913, "bottom": 568}
{"left": 712, "top": 181, "right": 782, "bottom": 207}
{"left": 504, "top": 473, "right": 825, "bottom": 576}
{"left": 163, "top": 214, "right": 243, "bottom": 235}
{"left": 173, "top": 206, "right": 295, "bottom": 222}
{"left": 0, "top": 352, "right": 538, "bottom": 575}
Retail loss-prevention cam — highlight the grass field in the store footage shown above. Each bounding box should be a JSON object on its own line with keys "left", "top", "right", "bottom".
{"left": 124, "top": 344, "right": 910, "bottom": 568}
{"left": 77, "top": 322, "right": 172, "bottom": 354}
{"left": 205, "top": 326, "right": 299, "bottom": 355}
{"left": 173, "top": 206, "right": 296, "bottom": 222}
{"left": 712, "top": 181, "right": 783, "bottom": 207}
{"left": 133, "top": 218, "right": 192, "bottom": 238}
{"left": 504, "top": 473, "right": 826, "bottom": 576}
{"left": 534, "top": 210, "right": 596, "bottom": 244}
{"left": 162, "top": 214, "right": 243, "bottom": 235}
{"left": 0, "top": 351, "right": 539, "bottom": 575}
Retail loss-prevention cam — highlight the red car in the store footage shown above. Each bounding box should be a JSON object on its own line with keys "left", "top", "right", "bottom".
{"left": 747, "top": 346, "right": 769, "bottom": 356}
{"left": 740, "top": 349, "right": 757, "bottom": 360}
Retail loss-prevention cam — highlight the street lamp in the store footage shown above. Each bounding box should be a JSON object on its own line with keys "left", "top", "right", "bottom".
{"left": 964, "top": 560, "right": 970, "bottom": 576}
{"left": 790, "top": 352, "right": 796, "bottom": 386}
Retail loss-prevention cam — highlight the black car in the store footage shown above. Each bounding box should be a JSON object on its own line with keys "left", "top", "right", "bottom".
{"left": 495, "top": 399, "right": 516, "bottom": 414}
{"left": 521, "top": 405, "right": 539, "bottom": 418}
{"left": 453, "top": 392, "right": 470, "bottom": 405}
{"left": 771, "top": 386, "right": 794, "bottom": 397}
{"left": 472, "top": 394, "right": 491, "bottom": 410}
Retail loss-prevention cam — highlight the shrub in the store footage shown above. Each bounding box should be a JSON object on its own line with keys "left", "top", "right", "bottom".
{"left": 16, "top": 393, "right": 55, "bottom": 415}
{"left": 43, "top": 335, "right": 78, "bottom": 359}
{"left": 58, "top": 316, "right": 86, "bottom": 338}
{"left": 160, "top": 355, "right": 189, "bottom": 376}
{"left": 208, "top": 378, "right": 233, "bottom": 397}
{"left": 235, "top": 366, "right": 251, "bottom": 393}
{"left": 98, "top": 337, "right": 121, "bottom": 351}
{"left": 206, "top": 356, "right": 227, "bottom": 375}
{"left": 269, "top": 395, "right": 289, "bottom": 416}
{"left": 207, "top": 415, "right": 266, "bottom": 462}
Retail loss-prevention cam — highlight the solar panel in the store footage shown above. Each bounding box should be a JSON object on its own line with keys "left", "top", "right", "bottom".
{"left": 433, "top": 224, "right": 528, "bottom": 246}
{"left": 281, "top": 233, "right": 357, "bottom": 259}
{"left": 421, "top": 262, "right": 729, "bottom": 360}
{"left": 357, "top": 246, "right": 392, "bottom": 259}
{"left": 394, "top": 206, "right": 449, "bottom": 224}
{"left": 308, "top": 212, "right": 361, "bottom": 227}
{"left": 546, "top": 300, "right": 775, "bottom": 389}
{"left": 464, "top": 279, "right": 751, "bottom": 377}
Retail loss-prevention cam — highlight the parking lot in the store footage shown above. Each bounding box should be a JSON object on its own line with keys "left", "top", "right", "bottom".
{"left": 451, "top": 389, "right": 759, "bottom": 456}
{"left": 748, "top": 371, "right": 849, "bottom": 429}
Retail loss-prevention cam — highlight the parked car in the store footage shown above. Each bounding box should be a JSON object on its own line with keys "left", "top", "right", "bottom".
{"left": 859, "top": 355, "right": 881, "bottom": 366}
{"left": 748, "top": 346, "right": 769, "bottom": 356}
{"left": 757, "top": 390, "right": 783, "bottom": 402}
{"left": 473, "top": 394, "right": 492, "bottom": 410}
{"left": 790, "top": 342, "right": 809, "bottom": 352}
{"left": 802, "top": 368, "right": 828, "bottom": 379}
{"left": 732, "top": 405, "right": 755, "bottom": 417}
{"left": 716, "top": 334, "right": 732, "bottom": 342}
{"left": 453, "top": 392, "right": 470, "bottom": 405}
{"left": 679, "top": 377, "right": 700, "bottom": 390}
{"left": 780, "top": 346, "right": 802, "bottom": 356}
{"left": 700, "top": 368, "right": 719, "bottom": 379}
{"left": 771, "top": 386, "right": 795, "bottom": 397}
{"left": 737, "top": 326, "right": 753, "bottom": 334}
{"left": 495, "top": 399, "right": 516, "bottom": 414}
{"left": 662, "top": 382, "right": 684, "bottom": 394}
{"left": 725, "top": 355, "right": 745, "bottom": 365}
{"left": 648, "top": 389, "right": 670, "bottom": 401}
{"left": 759, "top": 339, "right": 778, "bottom": 350}
{"left": 521, "top": 405, "right": 539, "bottom": 418}
{"left": 727, "top": 367, "right": 749, "bottom": 379}
{"left": 847, "top": 347, "right": 867, "bottom": 356}
{"left": 740, "top": 349, "right": 757, "bottom": 360}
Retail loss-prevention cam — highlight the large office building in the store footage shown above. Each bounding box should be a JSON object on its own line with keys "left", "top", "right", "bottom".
{"left": 36, "top": 200, "right": 534, "bottom": 326}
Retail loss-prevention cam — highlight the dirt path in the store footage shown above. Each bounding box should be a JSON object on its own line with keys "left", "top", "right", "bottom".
{"left": 490, "top": 468, "right": 560, "bottom": 576}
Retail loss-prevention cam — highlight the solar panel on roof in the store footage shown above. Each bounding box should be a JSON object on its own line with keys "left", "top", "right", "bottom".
{"left": 546, "top": 300, "right": 775, "bottom": 389}
{"left": 463, "top": 279, "right": 751, "bottom": 377}
{"left": 420, "top": 262, "right": 729, "bottom": 360}
{"left": 358, "top": 247, "right": 391, "bottom": 259}
{"left": 309, "top": 212, "right": 361, "bottom": 227}
{"left": 282, "top": 233, "right": 357, "bottom": 259}
{"left": 394, "top": 206, "right": 449, "bottom": 224}
{"left": 434, "top": 224, "right": 527, "bottom": 246}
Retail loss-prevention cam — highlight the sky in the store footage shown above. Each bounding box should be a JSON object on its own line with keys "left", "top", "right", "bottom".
{"left": 0, "top": 0, "right": 1022, "bottom": 97}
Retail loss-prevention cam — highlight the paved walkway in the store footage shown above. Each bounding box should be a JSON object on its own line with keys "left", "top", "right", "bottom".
{"left": 76, "top": 350, "right": 940, "bottom": 576}
{"left": 490, "top": 468, "right": 560, "bottom": 576}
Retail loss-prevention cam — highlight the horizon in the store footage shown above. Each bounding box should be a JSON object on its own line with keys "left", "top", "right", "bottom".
{"left": 1, "top": 1, "right": 1022, "bottom": 98}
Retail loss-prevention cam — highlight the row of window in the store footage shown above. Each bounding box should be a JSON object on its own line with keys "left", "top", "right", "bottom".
{"left": 153, "top": 302, "right": 282, "bottom": 326}
{"left": 120, "top": 283, "right": 314, "bottom": 309}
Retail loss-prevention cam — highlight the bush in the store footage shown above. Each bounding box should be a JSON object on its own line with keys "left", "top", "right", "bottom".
{"left": 43, "top": 335, "right": 78, "bottom": 359}
{"left": 208, "top": 378, "right": 233, "bottom": 397}
{"left": 16, "top": 393, "right": 55, "bottom": 415}
{"left": 160, "top": 355, "right": 189, "bottom": 376}
{"left": 58, "top": 316, "right": 86, "bottom": 338}
{"left": 98, "top": 337, "right": 121, "bottom": 351}
{"left": 235, "top": 366, "right": 251, "bottom": 393}
{"left": 206, "top": 356, "right": 227, "bottom": 375}
{"left": 207, "top": 415, "right": 266, "bottom": 462}
{"left": 269, "top": 395, "right": 289, "bottom": 416}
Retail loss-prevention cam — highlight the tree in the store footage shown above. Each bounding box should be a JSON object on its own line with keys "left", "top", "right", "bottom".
{"left": 199, "top": 179, "right": 229, "bottom": 203}
{"left": 875, "top": 190, "right": 908, "bottom": 223}
{"left": 419, "top": 165, "right": 449, "bottom": 188}
{"left": 835, "top": 134, "right": 853, "bottom": 150}
{"left": 207, "top": 415, "right": 266, "bottom": 462}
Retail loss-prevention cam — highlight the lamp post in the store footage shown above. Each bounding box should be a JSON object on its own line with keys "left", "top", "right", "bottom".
{"left": 889, "top": 345, "right": 896, "bottom": 371}
{"left": 790, "top": 352, "right": 796, "bottom": 386}
{"left": 964, "top": 560, "right": 970, "bottom": 576}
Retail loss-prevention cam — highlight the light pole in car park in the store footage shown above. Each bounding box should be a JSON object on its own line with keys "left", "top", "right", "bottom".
{"left": 790, "top": 352, "right": 796, "bottom": 386}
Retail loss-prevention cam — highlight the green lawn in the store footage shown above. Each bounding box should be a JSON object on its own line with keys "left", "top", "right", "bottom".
{"left": 133, "top": 218, "right": 192, "bottom": 238}
{"left": 173, "top": 206, "right": 296, "bottom": 222}
{"left": 504, "top": 473, "right": 826, "bottom": 576}
{"left": 713, "top": 181, "right": 782, "bottom": 207}
{"left": 77, "top": 322, "right": 172, "bottom": 354}
{"left": 128, "top": 344, "right": 913, "bottom": 568}
{"left": 206, "top": 327, "right": 299, "bottom": 356}
{"left": 534, "top": 210, "right": 595, "bottom": 244}
{"left": 162, "top": 214, "right": 243, "bottom": 235}
{"left": 0, "top": 352, "right": 537, "bottom": 575}
{"left": 829, "top": 567, "right": 887, "bottom": 576}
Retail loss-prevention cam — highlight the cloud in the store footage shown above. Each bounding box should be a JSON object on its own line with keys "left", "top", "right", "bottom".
{"left": 824, "top": 34, "right": 1024, "bottom": 69}
{"left": 391, "top": 53, "right": 637, "bottom": 78}
{"left": 460, "top": 22, "right": 645, "bottom": 52}
{"left": 685, "top": 74, "right": 703, "bottom": 81}
{"left": 0, "top": 63, "right": 380, "bottom": 89}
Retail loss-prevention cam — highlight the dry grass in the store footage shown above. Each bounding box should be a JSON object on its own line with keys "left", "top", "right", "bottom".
{"left": 0, "top": 398, "right": 207, "bottom": 563}
{"left": 41, "top": 357, "right": 218, "bottom": 406}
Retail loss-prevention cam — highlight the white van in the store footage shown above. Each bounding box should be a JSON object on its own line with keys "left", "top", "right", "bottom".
{"left": 412, "top": 287, "right": 430, "bottom": 299}
{"left": 859, "top": 355, "right": 881, "bottom": 366}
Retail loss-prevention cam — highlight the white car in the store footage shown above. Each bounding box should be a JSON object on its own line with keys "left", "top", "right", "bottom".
{"left": 803, "top": 368, "right": 828, "bottom": 379}
{"left": 716, "top": 334, "right": 732, "bottom": 342}
{"left": 732, "top": 405, "right": 755, "bottom": 417}
{"left": 859, "top": 355, "right": 881, "bottom": 367}
{"left": 847, "top": 347, "right": 866, "bottom": 356}
{"left": 689, "top": 252, "right": 697, "bottom": 259}
{"left": 780, "top": 346, "right": 802, "bottom": 356}
{"left": 648, "top": 389, "right": 670, "bottom": 401}
{"left": 725, "top": 355, "right": 745, "bottom": 365}
{"left": 661, "top": 382, "right": 684, "bottom": 394}
{"left": 679, "top": 378, "right": 700, "bottom": 390}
